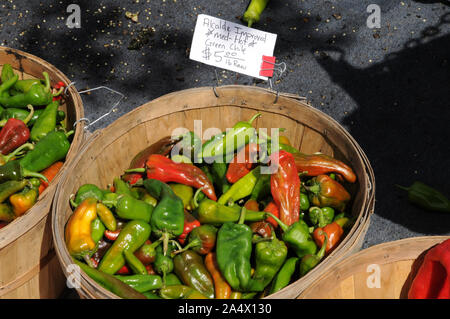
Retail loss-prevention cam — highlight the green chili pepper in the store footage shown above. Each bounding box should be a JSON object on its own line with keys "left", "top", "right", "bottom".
{"left": 73, "top": 184, "right": 104, "bottom": 206}
{"left": 13, "top": 79, "right": 43, "bottom": 93}
{"left": 250, "top": 173, "right": 271, "bottom": 202}
{"left": 0, "top": 161, "right": 48, "bottom": 184}
{"left": 144, "top": 179, "right": 184, "bottom": 253}
{"left": 19, "top": 130, "right": 72, "bottom": 172}
{"left": 73, "top": 259, "right": 146, "bottom": 299}
{"left": 143, "top": 291, "right": 162, "bottom": 299}
{"left": 266, "top": 212, "right": 317, "bottom": 258}
{"left": 299, "top": 232, "right": 328, "bottom": 276}
{"left": 0, "top": 202, "right": 14, "bottom": 222}
{"left": 113, "top": 177, "right": 135, "bottom": 197}
{"left": 246, "top": 236, "right": 288, "bottom": 292}
{"left": 114, "top": 194, "right": 153, "bottom": 223}
{"left": 243, "top": 0, "right": 270, "bottom": 27}
{"left": 159, "top": 285, "right": 208, "bottom": 299}
{"left": 0, "top": 179, "right": 28, "bottom": 203}
{"left": 124, "top": 250, "right": 148, "bottom": 275}
{"left": 300, "top": 193, "right": 310, "bottom": 211}
{"left": 218, "top": 166, "right": 260, "bottom": 205}
{"left": 165, "top": 273, "right": 182, "bottom": 286}
{"left": 0, "top": 72, "right": 53, "bottom": 108}
{"left": 173, "top": 250, "right": 215, "bottom": 299}
{"left": 194, "top": 198, "right": 266, "bottom": 225}
{"left": 98, "top": 220, "right": 151, "bottom": 275}
{"left": 200, "top": 113, "right": 261, "bottom": 162}
{"left": 134, "top": 187, "right": 158, "bottom": 207}
{"left": 154, "top": 244, "right": 174, "bottom": 283}
{"left": 1, "top": 64, "right": 15, "bottom": 84}
{"left": 30, "top": 100, "right": 59, "bottom": 142}
{"left": 396, "top": 181, "right": 450, "bottom": 213}
{"left": 91, "top": 217, "right": 106, "bottom": 245}
{"left": 216, "top": 207, "right": 253, "bottom": 291}
{"left": 0, "top": 74, "right": 18, "bottom": 98}
{"left": 269, "top": 257, "right": 299, "bottom": 294}
{"left": 0, "top": 108, "right": 65, "bottom": 127}
{"left": 211, "top": 162, "right": 231, "bottom": 196}
{"left": 114, "top": 274, "right": 163, "bottom": 293}
{"left": 308, "top": 206, "right": 335, "bottom": 228}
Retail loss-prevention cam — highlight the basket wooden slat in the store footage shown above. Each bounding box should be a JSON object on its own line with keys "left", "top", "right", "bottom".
{"left": 0, "top": 47, "right": 85, "bottom": 298}
{"left": 52, "top": 85, "right": 375, "bottom": 299}
{"left": 298, "top": 236, "right": 450, "bottom": 299}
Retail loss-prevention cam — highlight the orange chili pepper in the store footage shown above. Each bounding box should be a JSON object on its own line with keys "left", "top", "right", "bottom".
{"left": 10, "top": 188, "right": 38, "bottom": 217}
{"left": 244, "top": 198, "right": 259, "bottom": 211}
{"left": 38, "top": 161, "right": 64, "bottom": 194}
{"left": 312, "top": 218, "right": 348, "bottom": 255}
{"left": 205, "top": 252, "right": 231, "bottom": 299}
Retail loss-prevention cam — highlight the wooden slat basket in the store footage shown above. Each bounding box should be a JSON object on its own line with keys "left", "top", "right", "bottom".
{"left": 0, "top": 47, "right": 85, "bottom": 298}
{"left": 52, "top": 85, "right": 375, "bottom": 299}
{"left": 298, "top": 236, "right": 450, "bottom": 299}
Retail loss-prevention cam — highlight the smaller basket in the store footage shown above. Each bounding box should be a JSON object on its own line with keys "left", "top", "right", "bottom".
{"left": 298, "top": 236, "right": 450, "bottom": 299}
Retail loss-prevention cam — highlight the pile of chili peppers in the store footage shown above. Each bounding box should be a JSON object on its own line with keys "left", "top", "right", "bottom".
{"left": 65, "top": 113, "right": 357, "bottom": 299}
{"left": 0, "top": 64, "right": 72, "bottom": 228}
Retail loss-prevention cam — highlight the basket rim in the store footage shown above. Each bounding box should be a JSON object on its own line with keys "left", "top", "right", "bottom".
{"left": 0, "top": 46, "right": 85, "bottom": 249}
{"left": 52, "top": 84, "right": 375, "bottom": 299}
{"left": 298, "top": 235, "right": 450, "bottom": 299}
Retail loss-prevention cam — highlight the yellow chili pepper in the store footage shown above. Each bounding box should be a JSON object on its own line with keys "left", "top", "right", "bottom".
{"left": 65, "top": 198, "right": 98, "bottom": 263}
{"left": 9, "top": 188, "right": 38, "bottom": 217}
{"left": 96, "top": 202, "right": 117, "bottom": 231}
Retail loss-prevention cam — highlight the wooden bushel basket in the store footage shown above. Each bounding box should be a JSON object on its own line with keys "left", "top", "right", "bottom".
{"left": 0, "top": 47, "right": 85, "bottom": 298}
{"left": 52, "top": 85, "right": 375, "bottom": 299}
{"left": 298, "top": 236, "right": 450, "bottom": 299}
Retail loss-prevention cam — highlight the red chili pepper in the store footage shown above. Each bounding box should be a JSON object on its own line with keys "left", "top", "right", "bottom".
{"left": 226, "top": 143, "right": 259, "bottom": 184}
{"left": 263, "top": 201, "right": 280, "bottom": 228}
{"left": 116, "top": 265, "right": 130, "bottom": 275}
{"left": 145, "top": 154, "right": 217, "bottom": 200}
{"left": 52, "top": 81, "right": 66, "bottom": 101}
{"left": 177, "top": 210, "right": 201, "bottom": 245}
{"left": 104, "top": 229, "right": 121, "bottom": 241}
{"left": 122, "top": 137, "right": 180, "bottom": 185}
{"left": 270, "top": 150, "right": 301, "bottom": 227}
{"left": 408, "top": 238, "right": 450, "bottom": 299}
{"left": 293, "top": 153, "right": 356, "bottom": 183}
{"left": 146, "top": 264, "right": 156, "bottom": 275}
{"left": 0, "top": 118, "right": 30, "bottom": 155}
{"left": 38, "top": 161, "right": 64, "bottom": 194}
{"left": 89, "top": 257, "right": 99, "bottom": 269}
{"left": 244, "top": 199, "right": 259, "bottom": 211}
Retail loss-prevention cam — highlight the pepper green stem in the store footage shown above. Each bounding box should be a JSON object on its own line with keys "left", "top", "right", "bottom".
{"left": 248, "top": 113, "right": 262, "bottom": 125}
{"left": 395, "top": 184, "right": 410, "bottom": 192}
{"left": 83, "top": 254, "right": 95, "bottom": 268}
{"left": 316, "top": 232, "right": 328, "bottom": 259}
{"left": 52, "top": 86, "right": 64, "bottom": 97}
{"left": 2, "top": 142, "right": 34, "bottom": 163}
{"left": 191, "top": 187, "right": 204, "bottom": 209}
{"left": 160, "top": 232, "right": 170, "bottom": 257}
{"left": 238, "top": 207, "right": 247, "bottom": 225}
{"left": 23, "top": 104, "right": 35, "bottom": 125}
{"left": 264, "top": 212, "right": 289, "bottom": 233}
{"left": 23, "top": 168, "right": 48, "bottom": 182}
{"left": 65, "top": 130, "right": 74, "bottom": 138}
{"left": 304, "top": 184, "right": 320, "bottom": 194}
{"left": 171, "top": 238, "right": 201, "bottom": 257}
{"left": 70, "top": 196, "right": 78, "bottom": 208}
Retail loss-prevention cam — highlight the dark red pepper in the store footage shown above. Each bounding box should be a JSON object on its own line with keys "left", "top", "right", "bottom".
{"left": 226, "top": 143, "right": 259, "bottom": 184}
{"left": 0, "top": 118, "right": 30, "bottom": 155}
{"left": 270, "top": 150, "right": 301, "bottom": 227}
{"left": 122, "top": 137, "right": 180, "bottom": 185}
{"left": 104, "top": 229, "right": 121, "bottom": 241}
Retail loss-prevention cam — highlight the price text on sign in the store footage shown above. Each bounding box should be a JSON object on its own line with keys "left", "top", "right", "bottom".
{"left": 190, "top": 14, "right": 277, "bottom": 80}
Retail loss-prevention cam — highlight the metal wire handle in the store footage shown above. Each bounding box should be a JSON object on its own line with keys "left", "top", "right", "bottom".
{"left": 65, "top": 82, "right": 124, "bottom": 130}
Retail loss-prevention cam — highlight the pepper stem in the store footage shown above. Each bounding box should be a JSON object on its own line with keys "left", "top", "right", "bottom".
{"left": 2, "top": 143, "right": 34, "bottom": 163}
{"left": 191, "top": 187, "right": 204, "bottom": 209}
{"left": 65, "top": 130, "right": 74, "bottom": 138}
{"left": 83, "top": 254, "right": 95, "bottom": 268}
{"left": 238, "top": 207, "right": 247, "bottom": 225}
{"left": 264, "top": 212, "right": 289, "bottom": 232}
{"left": 316, "top": 231, "right": 328, "bottom": 259}
{"left": 247, "top": 113, "right": 262, "bottom": 125}
{"left": 23, "top": 104, "right": 35, "bottom": 125}
{"left": 171, "top": 238, "right": 201, "bottom": 257}
{"left": 303, "top": 184, "right": 320, "bottom": 194}
{"left": 52, "top": 86, "right": 64, "bottom": 97}
{"left": 22, "top": 168, "right": 48, "bottom": 183}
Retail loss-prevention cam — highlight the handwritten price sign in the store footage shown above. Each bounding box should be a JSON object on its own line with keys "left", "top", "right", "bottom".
{"left": 190, "top": 14, "right": 277, "bottom": 80}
